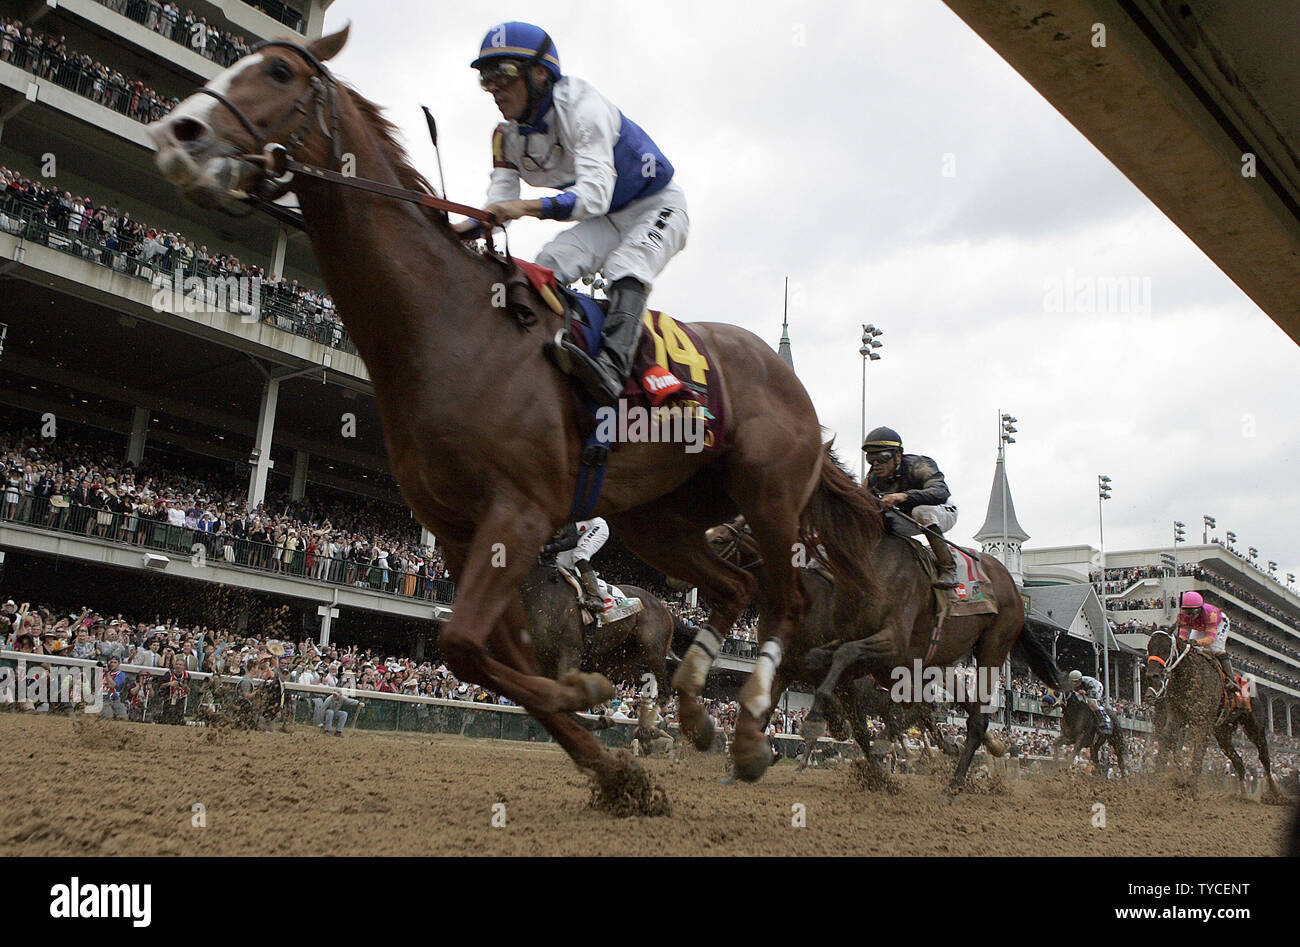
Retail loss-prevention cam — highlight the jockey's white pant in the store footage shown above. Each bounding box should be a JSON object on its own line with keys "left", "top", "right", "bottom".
{"left": 889, "top": 504, "right": 958, "bottom": 535}
{"left": 555, "top": 519, "right": 609, "bottom": 568}
{"left": 536, "top": 180, "right": 689, "bottom": 289}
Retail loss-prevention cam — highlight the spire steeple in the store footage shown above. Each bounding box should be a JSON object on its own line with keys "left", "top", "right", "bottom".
{"left": 975, "top": 411, "right": 1030, "bottom": 584}
{"left": 777, "top": 277, "right": 795, "bottom": 372}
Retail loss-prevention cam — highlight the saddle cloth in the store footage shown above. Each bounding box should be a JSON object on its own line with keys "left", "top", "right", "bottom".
{"left": 556, "top": 565, "right": 643, "bottom": 626}
{"left": 903, "top": 536, "right": 998, "bottom": 621}
{"left": 564, "top": 293, "right": 726, "bottom": 452}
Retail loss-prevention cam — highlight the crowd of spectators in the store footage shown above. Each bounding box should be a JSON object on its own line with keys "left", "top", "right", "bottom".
{"left": 0, "top": 167, "right": 353, "bottom": 352}
{"left": 5, "top": 590, "right": 1297, "bottom": 786}
{"left": 0, "top": 18, "right": 176, "bottom": 123}
{"left": 1096, "top": 562, "right": 1298, "bottom": 633}
{"left": 1, "top": 428, "right": 452, "bottom": 601}
{"left": 94, "top": 1, "right": 255, "bottom": 67}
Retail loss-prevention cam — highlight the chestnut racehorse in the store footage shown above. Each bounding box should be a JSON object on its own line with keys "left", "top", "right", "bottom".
{"left": 148, "top": 27, "right": 881, "bottom": 800}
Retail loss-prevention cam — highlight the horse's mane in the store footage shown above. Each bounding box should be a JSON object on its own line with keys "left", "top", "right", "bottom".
{"left": 338, "top": 82, "right": 447, "bottom": 230}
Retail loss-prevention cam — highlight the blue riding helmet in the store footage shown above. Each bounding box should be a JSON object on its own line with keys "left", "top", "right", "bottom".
{"left": 471, "top": 21, "right": 561, "bottom": 81}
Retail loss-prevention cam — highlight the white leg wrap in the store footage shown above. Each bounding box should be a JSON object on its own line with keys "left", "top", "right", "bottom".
{"left": 675, "top": 625, "right": 722, "bottom": 696}
{"left": 740, "top": 639, "right": 783, "bottom": 718}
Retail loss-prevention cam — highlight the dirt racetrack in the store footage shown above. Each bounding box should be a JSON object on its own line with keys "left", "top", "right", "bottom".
{"left": 1, "top": 712, "right": 1291, "bottom": 856}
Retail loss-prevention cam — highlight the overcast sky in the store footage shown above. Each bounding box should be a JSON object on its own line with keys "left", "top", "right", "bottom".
{"left": 318, "top": 0, "right": 1299, "bottom": 581}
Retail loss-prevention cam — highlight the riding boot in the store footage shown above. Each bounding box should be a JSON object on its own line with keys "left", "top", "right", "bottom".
{"left": 1217, "top": 653, "right": 1238, "bottom": 695}
{"left": 922, "top": 524, "right": 960, "bottom": 590}
{"left": 577, "top": 558, "right": 607, "bottom": 612}
{"left": 544, "top": 277, "right": 647, "bottom": 407}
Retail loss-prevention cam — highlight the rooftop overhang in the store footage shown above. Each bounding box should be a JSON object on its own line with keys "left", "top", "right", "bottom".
{"left": 940, "top": 0, "right": 1300, "bottom": 345}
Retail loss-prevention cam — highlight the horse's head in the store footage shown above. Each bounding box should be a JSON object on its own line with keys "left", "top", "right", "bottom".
{"left": 705, "top": 516, "right": 761, "bottom": 571}
{"left": 1143, "top": 629, "right": 1176, "bottom": 698}
{"left": 149, "top": 26, "right": 351, "bottom": 210}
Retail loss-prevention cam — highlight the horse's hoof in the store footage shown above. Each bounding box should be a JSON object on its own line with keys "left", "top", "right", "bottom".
{"left": 733, "top": 744, "right": 772, "bottom": 783}
{"left": 690, "top": 713, "right": 716, "bottom": 752}
{"left": 560, "top": 670, "right": 613, "bottom": 709}
{"left": 982, "top": 736, "right": 1007, "bottom": 758}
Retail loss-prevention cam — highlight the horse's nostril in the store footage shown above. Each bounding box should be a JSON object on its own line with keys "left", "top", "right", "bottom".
{"left": 172, "top": 117, "right": 210, "bottom": 144}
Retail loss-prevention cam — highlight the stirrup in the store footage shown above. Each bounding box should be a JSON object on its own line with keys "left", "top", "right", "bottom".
{"left": 544, "top": 333, "right": 623, "bottom": 406}
{"left": 932, "top": 577, "right": 960, "bottom": 590}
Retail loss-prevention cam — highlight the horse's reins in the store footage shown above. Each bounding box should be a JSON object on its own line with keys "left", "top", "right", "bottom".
{"left": 1144, "top": 628, "right": 1190, "bottom": 700}
{"left": 196, "top": 40, "right": 501, "bottom": 235}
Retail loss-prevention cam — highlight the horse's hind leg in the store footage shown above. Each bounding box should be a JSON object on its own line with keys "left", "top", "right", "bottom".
{"left": 1242, "top": 708, "right": 1282, "bottom": 800}
{"left": 1213, "top": 720, "right": 1247, "bottom": 791}
{"left": 951, "top": 702, "right": 988, "bottom": 789}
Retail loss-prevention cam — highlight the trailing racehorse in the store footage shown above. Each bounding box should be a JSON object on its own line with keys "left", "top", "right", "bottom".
{"left": 709, "top": 464, "right": 1063, "bottom": 788}
{"left": 1144, "top": 629, "right": 1282, "bottom": 801}
{"left": 1057, "top": 692, "right": 1127, "bottom": 776}
{"left": 521, "top": 560, "right": 694, "bottom": 747}
{"left": 149, "top": 27, "right": 881, "bottom": 799}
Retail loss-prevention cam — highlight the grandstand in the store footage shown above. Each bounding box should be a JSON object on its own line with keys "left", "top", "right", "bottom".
{"left": 0, "top": 0, "right": 451, "bottom": 647}
{"left": 1023, "top": 543, "right": 1300, "bottom": 745}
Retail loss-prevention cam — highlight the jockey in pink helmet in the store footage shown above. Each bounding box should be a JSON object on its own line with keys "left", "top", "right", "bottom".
{"left": 1174, "top": 590, "right": 1236, "bottom": 694}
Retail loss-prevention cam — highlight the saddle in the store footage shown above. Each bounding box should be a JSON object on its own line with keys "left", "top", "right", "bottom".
{"left": 555, "top": 565, "right": 643, "bottom": 626}
{"left": 501, "top": 261, "right": 726, "bottom": 448}
{"left": 901, "top": 536, "right": 998, "bottom": 625}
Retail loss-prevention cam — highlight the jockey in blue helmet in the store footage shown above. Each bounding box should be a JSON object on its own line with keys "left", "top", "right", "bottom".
{"left": 455, "top": 21, "right": 690, "bottom": 407}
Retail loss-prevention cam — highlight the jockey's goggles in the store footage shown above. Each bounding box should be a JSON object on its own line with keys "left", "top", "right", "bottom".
{"left": 866, "top": 450, "right": 898, "bottom": 464}
{"left": 478, "top": 61, "right": 526, "bottom": 90}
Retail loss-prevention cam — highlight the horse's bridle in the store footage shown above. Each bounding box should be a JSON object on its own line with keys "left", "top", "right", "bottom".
{"left": 188, "top": 40, "right": 501, "bottom": 231}
{"left": 711, "top": 519, "right": 764, "bottom": 572}
{"left": 194, "top": 39, "right": 340, "bottom": 202}
{"left": 1144, "top": 629, "right": 1189, "bottom": 700}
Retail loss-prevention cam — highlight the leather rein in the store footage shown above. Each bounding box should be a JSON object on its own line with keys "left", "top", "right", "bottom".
{"left": 196, "top": 40, "right": 500, "bottom": 233}
{"left": 1144, "top": 629, "right": 1190, "bottom": 700}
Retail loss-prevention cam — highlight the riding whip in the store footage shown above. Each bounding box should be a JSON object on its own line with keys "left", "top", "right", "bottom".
{"left": 420, "top": 106, "right": 447, "bottom": 199}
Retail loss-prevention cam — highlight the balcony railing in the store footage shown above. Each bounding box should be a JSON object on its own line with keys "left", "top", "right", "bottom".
{"left": 91, "top": 0, "right": 255, "bottom": 68}
{"left": 0, "top": 34, "right": 177, "bottom": 124}
{"left": 1, "top": 495, "right": 456, "bottom": 605}
{"left": 0, "top": 199, "right": 358, "bottom": 355}
{"left": 239, "top": 1, "right": 305, "bottom": 32}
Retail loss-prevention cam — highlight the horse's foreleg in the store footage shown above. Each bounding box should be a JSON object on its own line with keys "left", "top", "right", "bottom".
{"left": 618, "top": 510, "right": 753, "bottom": 753}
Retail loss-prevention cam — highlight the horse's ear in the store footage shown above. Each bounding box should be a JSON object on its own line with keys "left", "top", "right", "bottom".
{"left": 309, "top": 23, "right": 350, "bottom": 62}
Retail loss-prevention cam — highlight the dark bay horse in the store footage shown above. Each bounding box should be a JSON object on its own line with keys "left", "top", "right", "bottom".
{"left": 1057, "top": 692, "right": 1127, "bottom": 775}
{"left": 521, "top": 561, "right": 693, "bottom": 733}
{"left": 711, "top": 486, "right": 1062, "bottom": 788}
{"left": 148, "top": 27, "right": 880, "bottom": 795}
{"left": 1144, "top": 630, "right": 1282, "bottom": 801}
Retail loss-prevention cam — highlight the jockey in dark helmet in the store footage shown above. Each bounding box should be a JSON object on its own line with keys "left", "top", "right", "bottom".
{"left": 454, "top": 21, "right": 689, "bottom": 407}
{"left": 862, "top": 426, "right": 959, "bottom": 591}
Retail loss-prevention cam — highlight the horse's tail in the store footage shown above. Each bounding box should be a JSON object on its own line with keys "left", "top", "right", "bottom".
{"left": 1013, "top": 623, "right": 1063, "bottom": 691}
{"left": 800, "top": 445, "right": 882, "bottom": 598}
